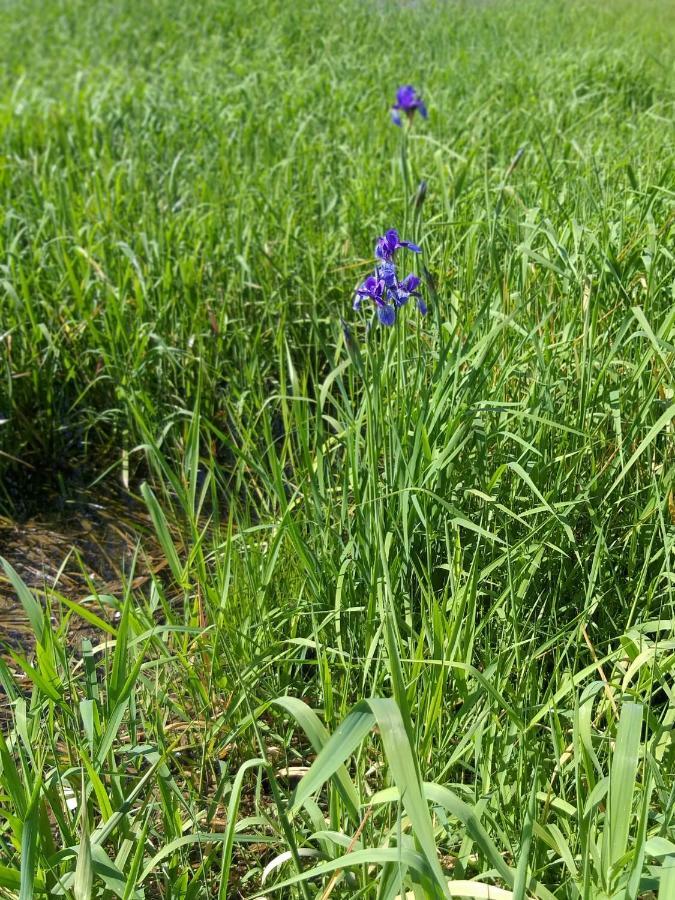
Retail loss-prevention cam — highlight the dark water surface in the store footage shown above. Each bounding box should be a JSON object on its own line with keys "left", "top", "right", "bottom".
{"left": 0, "top": 481, "right": 159, "bottom": 656}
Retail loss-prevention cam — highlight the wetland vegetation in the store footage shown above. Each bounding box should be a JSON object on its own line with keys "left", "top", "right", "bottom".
{"left": 0, "top": 0, "right": 674, "bottom": 896}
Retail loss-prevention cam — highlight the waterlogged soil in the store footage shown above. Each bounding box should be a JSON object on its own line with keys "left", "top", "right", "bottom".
{"left": 0, "top": 480, "right": 163, "bottom": 658}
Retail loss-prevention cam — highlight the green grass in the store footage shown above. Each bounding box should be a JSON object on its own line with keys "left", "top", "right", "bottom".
{"left": 1, "top": 0, "right": 674, "bottom": 896}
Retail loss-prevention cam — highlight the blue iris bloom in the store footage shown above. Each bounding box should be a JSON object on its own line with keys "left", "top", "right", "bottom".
{"left": 354, "top": 275, "right": 396, "bottom": 326}
{"left": 352, "top": 230, "right": 428, "bottom": 326}
{"left": 377, "top": 260, "right": 398, "bottom": 289}
{"left": 395, "top": 273, "right": 426, "bottom": 314}
{"left": 391, "top": 85, "right": 428, "bottom": 126}
{"left": 375, "top": 229, "right": 421, "bottom": 261}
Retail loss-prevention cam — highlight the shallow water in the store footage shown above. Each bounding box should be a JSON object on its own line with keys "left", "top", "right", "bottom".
{"left": 0, "top": 482, "right": 156, "bottom": 655}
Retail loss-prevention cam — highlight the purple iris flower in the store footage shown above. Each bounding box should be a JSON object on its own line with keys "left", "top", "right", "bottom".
{"left": 375, "top": 229, "right": 421, "bottom": 261}
{"left": 354, "top": 275, "right": 396, "bottom": 326}
{"left": 351, "top": 228, "right": 428, "bottom": 327}
{"left": 377, "top": 260, "right": 398, "bottom": 289}
{"left": 394, "top": 273, "right": 426, "bottom": 314}
{"left": 391, "top": 85, "right": 428, "bottom": 126}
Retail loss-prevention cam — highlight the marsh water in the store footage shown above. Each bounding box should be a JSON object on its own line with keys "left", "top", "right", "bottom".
{"left": 0, "top": 478, "right": 157, "bottom": 656}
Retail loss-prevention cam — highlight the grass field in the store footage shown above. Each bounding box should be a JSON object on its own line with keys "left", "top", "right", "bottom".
{"left": 1, "top": 0, "right": 674, "bottom": 896}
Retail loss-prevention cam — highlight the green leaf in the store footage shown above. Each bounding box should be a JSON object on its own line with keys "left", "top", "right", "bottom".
{"left": 218, "top": 758, "right": 264, "bottom": 898}
{"left": 138, "top": 833, "right": 227, "bottom": 883}
{"left": 251, "top": 847, "right": 435, "bottom": 898}
{"left": 19, "top": 779, "right": 41, "bottom": 900}
{"left": 290, "top": 699, "right": 451, "bottom": 898}
{"left": 273, "top": 697, "right": 360, "bottom": 825}
{"left": 8, "top": 649, "right": 62, "bottom": 703}
{"left": 602, "top": 701, "right": 643, "bottom": 883}
{"left": 607, "top": 403, "right": 675, "bottom": 496}
{"left": 141, "top": 482, "right": 185, "bottom": 584}
{"left": 288, "top": 703, "right": 374, "bottom": 816}
{"left": 512, "top": 769, "right": 537, "bottom": 900}
{"left": 657, "top": 862, "right": 675, "bottom": 898}
{"left": 1, "top": 557, "right": 45, "bottom": 645}
{"left": 57, "top": 593, "right": 117, "bottom": 637}
{"left": 644, "top": 837, "right": 675, "bottom": 858}
{"left": 73, "top": 780, "right": 93, "bottom": 900}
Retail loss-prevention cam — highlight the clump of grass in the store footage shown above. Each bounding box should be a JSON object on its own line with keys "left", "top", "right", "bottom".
{"left": 0, "top": 0, "right": 674, "bottom": 897}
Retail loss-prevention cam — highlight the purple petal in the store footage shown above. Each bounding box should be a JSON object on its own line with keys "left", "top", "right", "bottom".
{"left": 356, "top": 274, "right": 386, "bottom": 306}
{"left": 400, "top": 274, "right": 420, "bottom": 292}
{"left": 378, "top": 304, "right": 396, "bottom": 326}
{"left": 375, "top": 238, "right": 387, "bottom": 259}
{"left": 375, "top": 229, "right": 399, "bottom": 260}
{"left": 396, "top": 85, "right": 416, "bottom": 109}
{"left": 353, "top": 295, "right": 362, "bottom": 311}
{"left": 417, "top": 297, "right": 428, "bottom": 315}
{"left": 378, "top": 261, "right": 398, "bottom": 289}
{"left": 399, "top": 240, "right": 422, "bottom": 253}
{"left": 390, "top": 108, "right": 402, "bottom": 127}
{"left": 419, "top": 101, "right": 428, "bottom": 119}
{"left": 356, "top": 275, "right": 380, "bottom": 298}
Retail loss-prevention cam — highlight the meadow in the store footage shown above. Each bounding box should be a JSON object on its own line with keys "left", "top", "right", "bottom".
{"left": 0, "top": 0, "right": 674, "bottom": 896}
